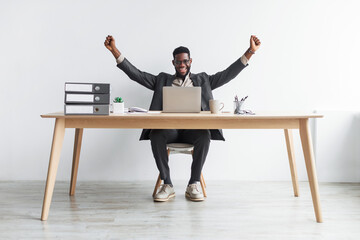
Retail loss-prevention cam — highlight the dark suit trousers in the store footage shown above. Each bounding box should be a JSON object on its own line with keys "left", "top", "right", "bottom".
{"left": 149, "top": 129, "right": 211, "bottom": 185}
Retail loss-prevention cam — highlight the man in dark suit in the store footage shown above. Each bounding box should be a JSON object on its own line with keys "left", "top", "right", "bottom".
{"left": 105, "top": 35, "right": 261, "bottom": 202}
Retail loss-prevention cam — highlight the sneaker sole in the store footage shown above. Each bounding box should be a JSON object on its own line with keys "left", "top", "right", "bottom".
{"left": 185, "top": 192, "right": 204, "bottom": 202}
{"left": 153, "top": 193, "right": 175, "bottom": 202}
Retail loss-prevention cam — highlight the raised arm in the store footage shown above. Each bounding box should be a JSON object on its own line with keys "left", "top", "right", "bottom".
{"left": 209, "top": 35, "right": 261, "bottom": 90}
{"left": 104, "top": 35, "right": 156, "bottom": 90}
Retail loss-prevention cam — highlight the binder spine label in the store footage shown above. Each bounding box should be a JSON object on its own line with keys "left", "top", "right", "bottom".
{"left": 64, "top": 105, "right": 110, "bottom": 115}
{"left": 65, "top": 82, "right": 110, "bottom": 93}
{"left": 65, "top": 105, "right": 93, "bottom": 114}
{"left": 65, "top": 84, "right": 92, "bottom": 92}
{"left": 65, "top": 93, "right": 110, "bottom": 104}
{"left": 66, "top": 94, "right": 94, "bottom": 102}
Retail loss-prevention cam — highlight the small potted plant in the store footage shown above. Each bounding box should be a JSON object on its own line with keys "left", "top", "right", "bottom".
{"left": 113, "top": 97, "right": 124, "bottom": 114}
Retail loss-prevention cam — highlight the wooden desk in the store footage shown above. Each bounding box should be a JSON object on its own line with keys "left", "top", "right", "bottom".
{"left": 41, "top": 111, "right": 323, "bottom": 222}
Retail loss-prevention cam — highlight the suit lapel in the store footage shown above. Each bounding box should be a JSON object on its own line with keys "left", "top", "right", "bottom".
{"left": 190, "top": 73, "right": 199, "bottom": 86}
{"left": 166, "top": 75, "right": 176, "bottom": 86}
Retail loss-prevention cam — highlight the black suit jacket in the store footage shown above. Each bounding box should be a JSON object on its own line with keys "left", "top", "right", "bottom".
{"left": 117, "top": 57, "right": 248, "bottom": 141}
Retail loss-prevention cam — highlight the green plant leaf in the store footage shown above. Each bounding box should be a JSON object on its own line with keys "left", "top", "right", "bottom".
{"left": 112, "top": 97, "right": 124, "bottom": 103}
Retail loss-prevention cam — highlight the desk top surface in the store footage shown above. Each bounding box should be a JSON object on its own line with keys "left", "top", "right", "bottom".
{"left": 41, "top": 111, "right": 323, "bottom": 119}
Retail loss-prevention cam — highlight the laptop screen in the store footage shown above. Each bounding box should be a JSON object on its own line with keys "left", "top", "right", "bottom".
{"left": 162, "top": 87, "right": 201, "bottom": 113}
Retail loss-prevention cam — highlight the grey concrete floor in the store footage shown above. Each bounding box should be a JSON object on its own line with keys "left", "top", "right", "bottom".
{"left": 0, "top": 181, "right": 359, "bottom": 240}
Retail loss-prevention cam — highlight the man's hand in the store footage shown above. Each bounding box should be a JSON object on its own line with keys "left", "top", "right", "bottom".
{"left": 104, "top": 35, "right": 116, "bottom": 51}
{"left": 250, "top": 35, "right": 261, "bottom": 52}
{"left": 244, "top": 35, "right": 261, "bottom": 60}
{"left": 104, "top": 35, "right": 121, "bottom": 59}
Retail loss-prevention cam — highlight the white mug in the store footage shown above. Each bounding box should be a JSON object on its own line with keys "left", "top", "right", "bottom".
{"left": 209, "top": 99, "right": 224, "bottom": 114}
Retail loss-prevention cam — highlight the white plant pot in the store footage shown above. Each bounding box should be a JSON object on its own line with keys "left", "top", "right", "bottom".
{"left": 113, "top": 102, "right": 124, "bottom": 114}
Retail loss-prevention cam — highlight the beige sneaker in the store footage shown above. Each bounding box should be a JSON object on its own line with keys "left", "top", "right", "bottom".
{"left": 185, "top": 183, "right": 204, "bottom": 201}
{"left": 153, "top": 184, "right": 175, "bottom": 202}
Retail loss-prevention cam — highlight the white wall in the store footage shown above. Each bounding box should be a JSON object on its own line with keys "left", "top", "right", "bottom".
{"left": 315, "top": 111, "right": 360, "bottom": 182}
{"left": 1, "top": 0, "right": 360, "bottom": 182}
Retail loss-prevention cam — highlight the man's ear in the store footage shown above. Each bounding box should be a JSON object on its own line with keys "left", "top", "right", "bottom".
{"left": 190, "top": 58, "right": 192, "bottom": 64}
{"left": 172, "top": 60, "right": 175, "bottom": 66}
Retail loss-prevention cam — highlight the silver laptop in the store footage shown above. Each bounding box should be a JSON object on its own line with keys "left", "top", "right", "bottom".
{"left": 162, "top": 87, "right": 201, "bottom": 113}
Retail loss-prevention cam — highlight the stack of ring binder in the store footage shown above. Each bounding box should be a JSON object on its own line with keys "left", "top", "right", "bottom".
{"left": 64, "top": 82, "right": 111, "bottom": 115}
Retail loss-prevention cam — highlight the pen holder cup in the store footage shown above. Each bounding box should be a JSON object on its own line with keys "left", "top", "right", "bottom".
{"left": 233, "top": 101, "right": 243, "bottom": 114}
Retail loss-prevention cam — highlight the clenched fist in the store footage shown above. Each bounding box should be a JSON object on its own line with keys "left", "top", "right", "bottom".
{"left": 250, "top": 35, "right": 261, "bottom": 52}
{"left": 104, "top": 35, "right": 121, "bottom": 59}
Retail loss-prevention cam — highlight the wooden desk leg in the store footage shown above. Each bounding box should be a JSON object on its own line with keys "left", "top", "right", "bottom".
{"left": 299, "top": 119, "right": 323, "bottom": 223}
{"left": 284, "top": 129, "right": 299, "bottom": 197}
{"left": 152, "top": 174, "right": 162, "bottom": 198}
{"left": 200, "top": 172, "right": 207, "bottom": 197}
{"left": 69, "top": 128, "right": 83, "bottom": 196}
{"left": 41, "top": 118, "right": 66, "bottom": 221}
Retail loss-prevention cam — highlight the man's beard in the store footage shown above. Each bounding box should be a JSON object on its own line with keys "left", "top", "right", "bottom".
{"left": 175, "top": 66, "right": 191, "bottom": 79}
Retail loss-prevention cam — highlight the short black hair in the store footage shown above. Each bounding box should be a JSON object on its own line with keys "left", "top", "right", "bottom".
{"left": 172, "top": 46, "right": 190, "bottom": 59}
